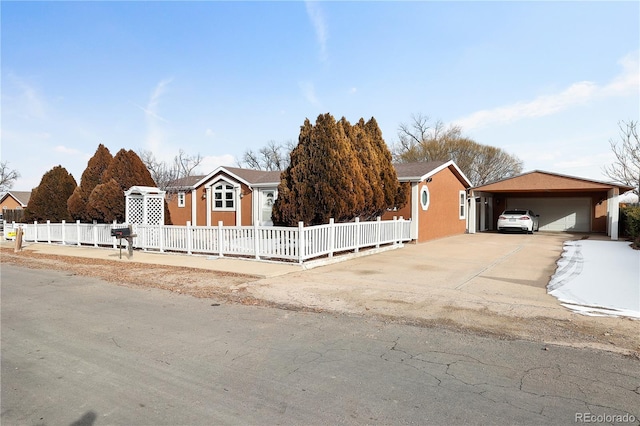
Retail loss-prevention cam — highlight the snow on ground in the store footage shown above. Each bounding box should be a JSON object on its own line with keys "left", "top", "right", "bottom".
{"left": 548, "top": 239, "right": 640, "bottom": 319}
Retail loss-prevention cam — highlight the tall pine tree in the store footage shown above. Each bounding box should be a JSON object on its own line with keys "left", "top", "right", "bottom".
{"left": 68, "top": 144, "right": 113, "bottom": 222}
{"left": 25, "top": 166, "right": 77, "bottom": 222}
{"left": 86, "top": 149, "right": 156, "bottom": 222}
{"left": 273, "top": 114, "right": 407, "bottom": 226}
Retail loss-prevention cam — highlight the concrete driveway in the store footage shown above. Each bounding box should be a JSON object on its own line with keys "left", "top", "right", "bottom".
{"left": 253, "top": 232, "right": 570, "bottom": 315}
{"left": 250, "top": 232, "right": 640, "bottom": 353}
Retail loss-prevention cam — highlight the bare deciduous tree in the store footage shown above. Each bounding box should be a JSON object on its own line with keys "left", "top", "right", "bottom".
{"left": 603, "top": 120, "right": 639, "bottom": 191}
{"left": 237, "top": 140, "right": 294, "bottom": 171}
{"left": 0, "top": 161, "right": 20, "bottom": 191}
{"left": 139, "top": 149, "right": 204, "bottom": 191}
{"left": 393, "top": 114, "right": 523, "bottom": 186}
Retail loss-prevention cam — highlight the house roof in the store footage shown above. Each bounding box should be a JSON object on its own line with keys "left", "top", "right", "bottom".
{"left": 167, "top": 166, "right": 282, "bottom": 190}
{"left": 0, "top": 190, "right": 32, "bottom": 207}
{"left": 472, "top": 170, "right": 634, "bottom": 193}
{"left": 393, "top": 161, "right": 472, "bottom": 188}
{"left": 168, "top": 162, "right": 473, "bottom": 190}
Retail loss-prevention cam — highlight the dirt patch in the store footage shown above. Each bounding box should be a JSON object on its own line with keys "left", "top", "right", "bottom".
{"left": 2, "top": 247, "right": 638, "bottom": 359}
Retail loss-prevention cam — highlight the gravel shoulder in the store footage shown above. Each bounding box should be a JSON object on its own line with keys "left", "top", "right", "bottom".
{"left": 2, "top": 243, "right": 638, "bottom": 359}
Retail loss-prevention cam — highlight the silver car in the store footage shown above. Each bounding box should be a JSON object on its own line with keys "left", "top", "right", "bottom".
{"left": 497, "top": 209, "right": 539, "bottom": 234}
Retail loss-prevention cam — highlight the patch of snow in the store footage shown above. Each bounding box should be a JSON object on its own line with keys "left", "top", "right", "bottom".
{"left": 548, "top": 240, "right": 640, "bottom": 319}
{"left": 619, "top": 190, "right": 639, "bottom": 204}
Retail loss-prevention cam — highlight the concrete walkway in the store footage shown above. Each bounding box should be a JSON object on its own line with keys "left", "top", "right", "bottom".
{"left": 2, "top": 239, "right": 302, "bottom": 279}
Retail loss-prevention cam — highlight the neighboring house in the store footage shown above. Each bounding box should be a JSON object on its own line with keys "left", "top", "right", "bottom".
{"left": 0, "top": 190, "right": 31, "bottom": 212}
{"left": 468, "top": 170, "right": 633, "bottom": 240}
{"left": 166, "top": 166, "right": 282, "bottom": 227}
{"left": 382, "top": 161, "right": 472, "bottom": 242}
{"left": 166, "top": 161, "right": 472, "bottom": 243}
{"left": 0, "top": 190, "right": 31, "bottom": 223}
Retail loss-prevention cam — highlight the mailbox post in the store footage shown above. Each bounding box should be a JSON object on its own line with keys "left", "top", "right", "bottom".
{"left": 110, "top": 225, "right": 137, "bottom": 259}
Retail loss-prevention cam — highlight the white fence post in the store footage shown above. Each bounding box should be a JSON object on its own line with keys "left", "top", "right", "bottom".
{"left": 61, "top": 220, "right": 66, "bottom": 245}
{"left": 112, "top": 220, "right": 117, "bottom": 249}
{"left": 354, "top": 217, "right": 360, "bottom": 253}
{"left": 254, "top": 222, "right": 260, "bottom": 260}
{"left": 47, "top": 220, "right": 51, "bottom": 244}
{"left": 392, "top": 216, "right": 398, "bottom": 246}
{"left": 218, "top": 221, "right": 224, "bottom": 257}
{"left": 375, "top": 216, "right": 381, "bottom": 248}
{"left": 159, "top": 225, "right": 164, "bottom": 253}
{"left": 297, "top": 221, "right": 305, "bottom": 263}
{"left": 186, "top": 221, "right": 192, "bottom": 255}
{"left": 142, "top": 225, "right": 147, "bottom": 252}
{"left": 93, "top": 220, "right": 98, "bottom": 247}
{"left": 76, "top": 220, "right": 81, "bottom": 246}
{"left": 328, "top": 218, "right": 335, "bottom": 258}
{"left": 34, "top": 221, "right": 38, "bottom": 242}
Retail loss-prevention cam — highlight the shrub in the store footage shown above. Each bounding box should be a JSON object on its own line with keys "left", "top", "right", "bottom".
{"left": 620, "top": 206, "right": 640, "bottom": 248}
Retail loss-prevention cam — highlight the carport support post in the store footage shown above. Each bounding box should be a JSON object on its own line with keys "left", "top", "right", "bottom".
{"left": 468, "top": 193, "right": 476, "bottom": 234}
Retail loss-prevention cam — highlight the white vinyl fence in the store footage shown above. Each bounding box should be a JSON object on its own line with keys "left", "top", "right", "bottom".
{"left": 4, "top": 217, "right": 411, "bottom": 263}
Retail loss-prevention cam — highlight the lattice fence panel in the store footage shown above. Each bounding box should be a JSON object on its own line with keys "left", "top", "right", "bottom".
{"left": 146, "top": 197, "right": 164, "bottom": 225}
{"left": 126, "top": 197, "right": 144, "bottom": 224}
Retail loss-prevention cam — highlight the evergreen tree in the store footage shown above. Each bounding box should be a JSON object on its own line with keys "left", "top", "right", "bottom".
{"left": 364, "top": 117, "right": 406, "bottom": 211}
{"left": 25, "top": 166, "right": 77, "bottom": 222}
{"left": 86, "top": 179, "right": 124, "bottom": 223}
{"left": 102, "top": 149, "right": 156, "bottom": 191}
{"left": 273, "top": 113, "right": 368, "bottom": 225}
{"left": 347, "top": 118, "right": 385, "bottom": 219}
{"left": 86, "top": 149, "right": 156, "bottom": 222}
{"left": 68, "top": 144, "right": 113, "bottom": 222}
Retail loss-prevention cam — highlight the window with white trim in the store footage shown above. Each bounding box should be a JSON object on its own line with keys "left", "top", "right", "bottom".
{"left": 177, "top": 192, "right": 185, "bottom": 208}
{"left": 420, "top": 186, "right": 430, "bottom": 211}
{"left": 213, "top": 181, "right": 235, "bottom": 210}
{"left": 459, "top": 190, "right": 466, "bottom": 219}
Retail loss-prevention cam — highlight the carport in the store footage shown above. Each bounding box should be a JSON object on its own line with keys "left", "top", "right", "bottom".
{"left": 467, "top": 171, "right": 633, "bottom": 240}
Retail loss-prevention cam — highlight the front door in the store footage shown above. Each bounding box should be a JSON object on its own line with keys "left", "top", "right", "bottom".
{"left": 259, "top": 190, "right": 276, "bottom": 226}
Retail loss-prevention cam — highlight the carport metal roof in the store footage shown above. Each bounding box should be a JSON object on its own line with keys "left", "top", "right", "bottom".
{"left": 472, "top": 170, "right": 633, "bottom": 193}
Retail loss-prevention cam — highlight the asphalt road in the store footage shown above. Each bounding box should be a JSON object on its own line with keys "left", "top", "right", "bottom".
{"left": 2, "top": 265, "right": 639, "bottom": 426}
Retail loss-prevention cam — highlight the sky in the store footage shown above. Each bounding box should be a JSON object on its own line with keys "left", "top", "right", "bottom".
{"left": 1, "top": 1, "right": 639, "bottom": 190}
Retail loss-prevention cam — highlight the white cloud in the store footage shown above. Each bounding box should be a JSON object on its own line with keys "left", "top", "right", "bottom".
{"left": 601, "top": 51, "right": 640, "bottom": 96}
{"left": 54, "top": 145, "right": 84, "bottom": 156}
{"left": 139, "top": 78, "right": 173, "bottom": 158}
{"left": 6, "top": 74, "right": 47, "bottom": 121}
{"left": 305, "top": 1, "right": 328, "bottom": 63}
{"left": 205, "top": 128, "right": 215, "bottom": 138}
{"left": 199, "top": 154, "right": 236, "bottom": 173}
{"left": 454, "top": 51, "right": 639, "bottom": 131}
{"left": 348, "top": 87, "right": 357, "bottom": 95}
{"left": 299, "top": 81, "right": 320, "bottom": 106}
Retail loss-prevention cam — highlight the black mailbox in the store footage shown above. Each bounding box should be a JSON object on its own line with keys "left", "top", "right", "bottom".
{"left": 111, "top": 227, "right": 132, "bottom": 238}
